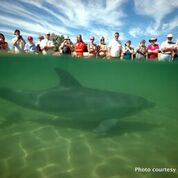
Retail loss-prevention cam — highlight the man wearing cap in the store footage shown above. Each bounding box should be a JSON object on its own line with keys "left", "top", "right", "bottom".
{"left": 147, "top": 37, "right": 159, "bottom": 60}
{"left": 108, "top": 32, "right": 122, "bottom": 59}
{"left": 40, "top": 33, "right": 54, "bottom": 55}
{"left": 160, "top": 34, "right": 177, "bottom": 61}
{"left": 24, "top": 36, "right": 36, "bottom": 53}
{"left": 12, "top": 29, "right": 26, "bottom": 54}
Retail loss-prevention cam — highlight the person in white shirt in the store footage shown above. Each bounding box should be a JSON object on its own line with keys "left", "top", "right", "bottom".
{"left": 12, "top": 29, "right": 26, "bottom": 54}
{"left": 160, "top": 34, "right": 177, "bottom": 61}
{"left": 108, "top": 32, "right": 122, "bottom": 58}
{"left": 40, "top": 33, "right": 54, "bottom": 55}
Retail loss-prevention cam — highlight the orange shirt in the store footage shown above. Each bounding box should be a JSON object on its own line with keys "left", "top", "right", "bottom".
{"left": 75, "top": 42, "right": 86, "bottom": 57}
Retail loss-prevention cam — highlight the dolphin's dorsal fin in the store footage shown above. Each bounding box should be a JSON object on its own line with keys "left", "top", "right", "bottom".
{"left": 54, "top": 68, "right": 82, "bottom": 88}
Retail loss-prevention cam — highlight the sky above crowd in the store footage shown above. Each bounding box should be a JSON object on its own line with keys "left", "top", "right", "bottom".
{"left": 0, "top": 0, "right": 178, "bottom": 47}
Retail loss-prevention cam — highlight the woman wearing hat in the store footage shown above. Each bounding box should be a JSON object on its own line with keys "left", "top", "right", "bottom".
{"left": 147, "top": 37, "right": 159, "bottom": 60}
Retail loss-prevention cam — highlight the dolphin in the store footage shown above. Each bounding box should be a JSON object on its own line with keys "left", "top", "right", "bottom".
{"left": 0, "top": 68, "right": 155, "bottom": 133}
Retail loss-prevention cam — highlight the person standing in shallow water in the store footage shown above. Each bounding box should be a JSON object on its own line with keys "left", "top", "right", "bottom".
{"left": 0, "top": 33, "right": 9, "bottom": 52}
{"left": 160, "top": 34, "right": 177, "bottom": 61}
{"left": 98, "top": 36, "right": 107, "bottom": 58}
{"left": 147, "top": 37, "right": 159, "bottom": 60}
{"left": 24, "top": 36, "right": 36, "bottom": 53}
{"left": 59, "top": 36, "right": 74, "bottom": 55}
{"left": 40, "top": 32, "right": 54, "bottom": 55}
{"left": 36, "top": 35, "right": 44, "bottom": 54}
{"left": 12, "top": 29, "right": 26, "bottom": 54}
{"left": 135, "top": 40, "right": 147, "bottom": 60}
{"left": 108, "top": 32, "right": 122, "bottom": 59}
{"left": 87, "top": 36, "right": 97, "bottom": 58}
{"left": 121, "top": 40, "right": 134, "bottom": 60}
{"left": 74, "top": 34, "right": 86, "bottom": 57}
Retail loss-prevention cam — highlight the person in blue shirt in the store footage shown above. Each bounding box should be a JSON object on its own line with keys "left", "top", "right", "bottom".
{"left": 24, "top": 36, "right": 36, "bottom": 53}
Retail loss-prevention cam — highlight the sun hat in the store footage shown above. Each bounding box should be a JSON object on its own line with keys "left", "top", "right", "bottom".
{"left": 149, "top": 37, "right": 157, "bottom": 42}
{"left": 167, "top": 34, "right": 173, "bottom": 38}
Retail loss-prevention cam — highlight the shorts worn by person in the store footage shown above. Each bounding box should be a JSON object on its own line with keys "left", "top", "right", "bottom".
{"left": 40, "top": 33, "right": 54, "bottom": 55}
{"left": 75, "top": 34, "right": 86, "bottom": 57}
{"left": 0, "top": 33, "right": 9, "bottom": 52}
{"left": 12, "top": 29, "right": 26, "bottom": 54}
{"left": 24, "top": 36, "right": 36, "bottom": 53}
{"left": 160, "top": 34, "right": 177, "bottom": 61}
{"left": 108, "top": 32, "right": 122, "bottom": 58}
{"left": 147, "top": 37, "right": 159, "bottom": 60}
{"left": 135, "top": 40, "right": 147, "bottom": 60}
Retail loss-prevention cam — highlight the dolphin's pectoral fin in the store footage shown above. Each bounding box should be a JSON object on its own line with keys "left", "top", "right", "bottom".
{"left": 54, "top": 68, "right": 82, "bottom": 88}
{"left": 93, "top": 119, "right": 118, "bottom": 134}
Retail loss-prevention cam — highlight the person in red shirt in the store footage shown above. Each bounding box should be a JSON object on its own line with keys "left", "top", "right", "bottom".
{"left": 147, "top": 37, "right": 159, "bottom": 60}
{"left": 74, "top": 34, "right": 86, "bottom": 57}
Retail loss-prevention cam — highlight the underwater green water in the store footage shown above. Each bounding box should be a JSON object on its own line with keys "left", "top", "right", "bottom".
{"left": 0, "top": 54, "right": 178, "bottom": 178}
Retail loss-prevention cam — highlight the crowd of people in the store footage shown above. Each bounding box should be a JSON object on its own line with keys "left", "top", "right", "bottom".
{"left": 0, "top": 29, "right": 178, "bottom": 61}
